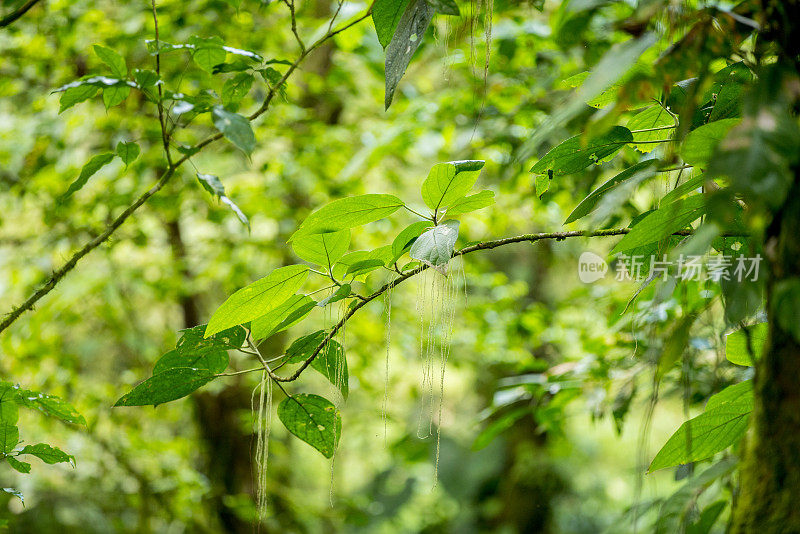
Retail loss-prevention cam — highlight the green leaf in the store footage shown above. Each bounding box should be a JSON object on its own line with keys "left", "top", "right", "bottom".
{"left": 133, "top": 69, "right": 159, "bottom": 89}
{"left": 189, "top": 36, "right": 227, "bottom": 73}
{"left": 421, "top": 160, "right": 485, "bottom": 212}
{"left": 19, "top": 443, "right": 74, "bottom": 465}
{"left": 196, "top": 173, "right": 250, "bottom": 228}
{"left": 706, "top": 380, "right": 753, "bottom": 411}
{"left": 627, "top": 106, "right": 675, "bottom": 153}
{"left": 345, "top": 259, "right": 385, "bottom": 277}
{"left": 611, "top": 195, "right": 706, "bottom": 254}
{"left": 102, "top": 84, "right": 130, "bottom": 108}
{"left": 6, "top": 457, "right": 31, "bottom": 474}
{"left": 205, "top": 265, "right": 309, "bottom": 337}
{"left": 424, "top": 0, "right": 459, "bottom": 15}
{"left": 657, "top": 313, "right": 696, "bottom": 378}
{"left": 212, "top": 106, "right": 256, "bottom": 155}
{"left": 530, "top": 126, "right": 634, "bottom": 176}
{"left": 285, "top": 331, "right": 349, "bottom": 398}
{"left": 0, "top": 423, "right": 19, "bottom": 454}
{"left": 59, "top": 84, "right": 99, "bottom": 113}
{"left": 534, "top": 174, "right": 550, "bottom": 199}
{"left": 114, "top": 368, "right": 216, "bottom": 407}
{"left": 222, "top": 72, "right": 254, "bottom": 107}
{"left": 0, "top": 384, "right": 19, "bottom": 426}
{"left": 648, "top": 392, "right": 752, "bottom": 472}
{"left": 250, "top": 295, "right": 316, "bottom": 340}
{"left": 680, "top": 119, "right": 740, "bottom": 166}
{"left": 116, "top": 141, "right": 140, "bottom": 167}
{"left": 93, "top": 45, "right": 127, "bottom": 78}
{"left": 565, "top": 160, "right": 659, "bottom": 224}
{"left": 277, "top": 394, "right": 341, "bottom": 458}
{"left": 292, "top": 229, "right": 351, "bottom": 268}
{"left": 177, "top": 324, "right": 246, "bottom": 354}
{"left": 725, "top": 323, "right": 767, "bottom": 366}
{"left": 384, "top": 0, "right": 434, "bottom": 109}
{"left": 444, "top": 190, "right": 495, "bottom": 217}
{"left": 60, "top": 153, "right": 115, "bottom": 202}
{"left": 409, "top": 219, "right": 459, "bottom": 268}
{"left": 687, "top": 501, "right": 727, "bottom": 534}
{"left": 391, "top": 221, "right": 433, "bottom": 262}
{"left": 317, "top": 284, "right": 351, "bottom": 307}
{"left": 373, "top": 0, "right": 412, "bottom": 48}
{"left": 14, "top": 389, "right": 86, "bottom": 426}
{"left": 291, "top": 194, "right": 405, "bottom": 240}
{"left": 152, "top": 349, "right": 229, "bottom": 375}
{"left": 662, "top": 173, "right": 709, "bottom": 204}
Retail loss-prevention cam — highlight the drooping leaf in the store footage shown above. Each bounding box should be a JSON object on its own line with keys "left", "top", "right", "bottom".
{"left": 0, "top": 384, "right": 19, "bottom": 426}
{"left": 372, "top": 0, "right": 412, "bottom": 48}
{"left": 725, "top": 323, "right": 767, "bottom": 366}
{"left": 102, "top": 84, "right": 130, "bottom": 108}
{"left": 152, "top": 348, "right": 229, "bottom": 375}
{"left": 285, "top": 332, "right": 349, "bottom": 398}
{"left": 0, "top": 423, "right": 19, "bottom": 454}
{"left": 116, "top": 141, "right": 140, "bottom": 167}
{"left": 410, "top": 219, "right": 459, "bottom": 268}
{"left": 534, "top": 174, "right": 550, "bottom": 198}
{"left": 205, "top": 265, "right": 309, "bottom": 337}
{"left": 277, "top": 394, "right": 342, "bottom": 458}
{"left": 59, "top": 84, "right": 99, "bottom": 113}
{"left": 317, "top": 284, "right": 351, "bottom": 307}
{"left": 292, "top": 229, "right": 351, "bottom": 268}
{"left": 444, "top": 190, "right": 495, "bottom": 217}
{"left": 60, "top": 153, "right": 115, "bottom": 202}
{"left": 19, "top": 443, "right": 74, "bottom": 465}
{"left": 611, "top": 195, "right": 706, "bottom": 254}
{"left": 391, "top": 221, "right": 434, "bottom": 262}
{"left": 250, "top": 295, "right": 316, "bottom": 340}
{"left": 680, "top": 119, "right": 740, "bottom": 166}
{"left": 93, "top": 45, "right": 127, "bottom": 78}
{"left": 290, "top": 194, "right": 405, "bottom": 240}
{"left": 114, "top": 368, "right": 216, "bottom": 407}
{"left": 565, "top": 160, "right": 659, "bottom": 224}
{"left": 14, "top": 389, "right": 86, "bottom": 426}
{"left": 6, "top": 457, "right": 31, "bottom": 474}
{"left": 2, "top": 487, "right": 24, "bottom": 503}
{"left": 648, "top": 392, "right": 752, "bottom": 472}
{"left": 212, "top": 106, "right": 256, "bottom": 155}
{"left": 627, "top": 106, "right": 675, "bottom": 153}
{"left": 421, "top": 160, "right": 485, "bottom": 212}
{"left": 196, "top": 173, "right": 250, "bottom": 228}
{"left": 189, "top": 36, "right": 227, "bottom": 72}
{"left": 384, "top": 0, "right": 434, "bottom": 109}
{"left": 530, "top": 126, "right": 634, "bottom": 176}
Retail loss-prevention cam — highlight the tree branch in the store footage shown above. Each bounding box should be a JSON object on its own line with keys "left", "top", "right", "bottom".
{"left": 0, "top": 5, "right": 375, "bottom": 336}
{"left": 0, "top": 0, "right": 41, "bottom": 28}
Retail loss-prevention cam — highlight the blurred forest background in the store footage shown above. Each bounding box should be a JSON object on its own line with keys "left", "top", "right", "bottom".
{"left": 0, "top": 0, "right": 754, "bottom": 532}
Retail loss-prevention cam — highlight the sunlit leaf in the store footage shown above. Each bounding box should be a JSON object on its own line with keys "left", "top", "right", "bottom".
{"left": 725, "top": 323, "right": 767, "bottom": 366}
{"left": 444, "top": 190, "right": 495, "bottom": 217}
{"left": 410, "top": 219, "right": 459, "bottom": 268}
{"left": 611, "top": 195, "right": 706, "bottom": 254}
{"left": 291, "top": 194, "right": 405, "bottom": 240}
{"left": 60, "top": 153, "right": 115, "bottom": 202}
{"left": 530, "top": 126, "right": 633, "bottom": 176}
{"left": 421, "top": 160, "right": 484, "bottom": 212}
{"left": 250, "top": 295, "right": 316, "bottom": 340}
{"left": 93, "top": 45, "right": 127, "bottom": 78}
{"left": 292, "top": 229, "right": 351, "bottom": 267}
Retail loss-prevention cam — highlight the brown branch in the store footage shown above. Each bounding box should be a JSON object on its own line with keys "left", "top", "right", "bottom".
{"left": 0, "top": 0, "right": 41, "bottom": 28}
{"left": 0, "top": 6, "right": 375, "bottom": 336}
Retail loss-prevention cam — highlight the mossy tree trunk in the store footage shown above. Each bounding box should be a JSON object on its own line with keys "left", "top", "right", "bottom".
{"left": 730, "top": 2, "right": 800, "bottom": 530}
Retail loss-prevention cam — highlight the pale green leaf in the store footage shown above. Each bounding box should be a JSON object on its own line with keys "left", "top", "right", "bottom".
{"left": 102, "top": 84, "right": 130, "bottom": 108}
{"left": 59, "top": 84, "right": 99, "bottom": 113}
{"left": 205, "top": 265, "right": 309, "bottom": 336}
{"left": 725, "top": 323, "right": 767, "bottom": 366}
{"left": 60, "top": 153, "right": 115, "bottom": 202}
{"left": 410, "top": 219, "right": 459, "bottom": 268}
{"left": 627, "top": 106, "right": 675, "bottom": 153}
{"left": 444, "top": 190, "right": 495, "bottom": 217}
{"left": 292, "top": 229, "right": 351, "bottom": 267}
{"left": 421, "top": 160, "right": 485, "bottom": 212}
{"left": 290, "top": 194, "right": 405, "bottom": 240}
{"left": 93, "top": 45, "right": 127, "bottom": 78}
{"left": 116, "top": 141, "right": 140, "bottom": 167}
{"left": 250, "top": 295, "right": 316, "bottom": 340}
{"left": 391, "top": 221, "right": 433, "bottom": 262}
{"left": 706, "top": 380, "right": 753, "bottom": 411}
{"left": 212, "top": 106, "right": 256, "bottom": 155}
{"left": 317, "top": 284, "right": 351, "bottom": 307}
{"left": 681, "top": 119, "right": 740, "bottom": 166}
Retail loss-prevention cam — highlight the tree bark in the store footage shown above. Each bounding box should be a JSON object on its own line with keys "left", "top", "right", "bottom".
{"left": 730, "top": 3, "right": 800, "bottom": 530}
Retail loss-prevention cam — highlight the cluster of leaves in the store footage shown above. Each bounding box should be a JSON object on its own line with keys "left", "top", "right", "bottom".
{"left": 1, "top": 381, "right": 85, "bottom": 502}
{"left": 115, "top": 160, "right": 493, "bottom": 458}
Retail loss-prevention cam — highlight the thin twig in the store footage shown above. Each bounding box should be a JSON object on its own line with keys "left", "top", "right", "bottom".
{"left": 0, "top": 0, "right": 41, "bottom": 28}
